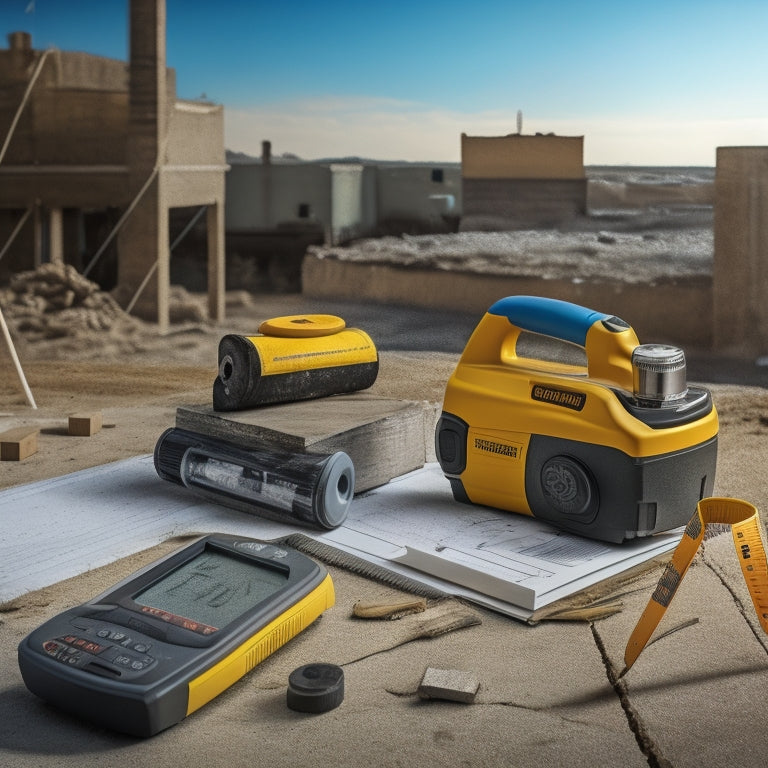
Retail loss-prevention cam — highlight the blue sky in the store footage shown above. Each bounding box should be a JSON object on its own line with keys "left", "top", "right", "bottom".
{"left": 3, "top": 0, "right": 767, "bottom": 164}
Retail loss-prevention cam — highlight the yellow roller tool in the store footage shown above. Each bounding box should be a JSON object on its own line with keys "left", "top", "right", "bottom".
{"left": 213, "top": 314, "right": 378, "bottom": 411}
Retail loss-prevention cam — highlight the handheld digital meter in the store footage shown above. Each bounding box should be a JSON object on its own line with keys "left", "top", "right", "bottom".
{"left": 17, "top": 534, "right": 334, "bottom": 737}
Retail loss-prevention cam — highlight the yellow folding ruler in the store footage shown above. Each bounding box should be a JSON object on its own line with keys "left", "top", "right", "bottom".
{"left": 623, "top": 497, "right": 768, "bottom": 674}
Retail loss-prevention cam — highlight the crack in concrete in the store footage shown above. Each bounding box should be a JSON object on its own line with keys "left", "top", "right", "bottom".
{"left": 474, "top": 699, "right": 615, "bottom": 730}
{"left": 384, "top": 688, "right": 622, "bottom": 732}
{"left": 701, "top": 553, "right": 768, "bottom": 657}
{"left": 591, "top": 623, "right": 674, "bottom": 768}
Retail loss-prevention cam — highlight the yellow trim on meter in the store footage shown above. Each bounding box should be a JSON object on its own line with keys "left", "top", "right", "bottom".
{"left": 623, "top": 498, "right": 768, "bottom": 674}
{"left": 186, "top": 574, "right": 335, "bottom": 715}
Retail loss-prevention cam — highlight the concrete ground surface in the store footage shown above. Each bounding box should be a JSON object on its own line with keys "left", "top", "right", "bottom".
{"left": 2, "top": 294, "right": 768, "bottom": 767}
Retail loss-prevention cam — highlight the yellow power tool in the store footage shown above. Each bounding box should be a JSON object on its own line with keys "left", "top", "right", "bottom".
{"left": 435, "top": 296, "right": 718, "bottom": 543}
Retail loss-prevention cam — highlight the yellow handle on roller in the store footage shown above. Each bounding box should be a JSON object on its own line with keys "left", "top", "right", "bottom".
{"left": 623, "top": 497, "right": 768, "bottom": 674}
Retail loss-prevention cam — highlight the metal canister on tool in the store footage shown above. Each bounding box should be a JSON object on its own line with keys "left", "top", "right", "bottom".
{"left": 631, "top": 344, "right": 688, "bottom": 407}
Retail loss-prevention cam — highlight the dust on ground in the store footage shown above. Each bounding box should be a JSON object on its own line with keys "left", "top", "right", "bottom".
{"left": 308, "top": 224, "right": 712, "bottom": 284}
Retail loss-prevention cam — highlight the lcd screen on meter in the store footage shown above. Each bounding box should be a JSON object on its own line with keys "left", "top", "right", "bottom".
{"left": 135, "top": 549, "right": 289, "bottom": 634}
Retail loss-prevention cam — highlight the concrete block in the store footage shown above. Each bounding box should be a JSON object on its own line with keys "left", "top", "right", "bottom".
{"left": 175, "top": 395, "right": 434, "bottom": 493}
{"left": 714, "top": 147, "right": 768, "bottom": 354}
{"left": 418, "top": 667, "right": 480, "bottom": 703}
{"left": 0, "top": 427, "right": 39, "bottom": 461}
{"left": 68, "top": 412, "right": 102, "bottom": 437}
{"left": 596, "top": 547, "right": 768, "bottom": 767}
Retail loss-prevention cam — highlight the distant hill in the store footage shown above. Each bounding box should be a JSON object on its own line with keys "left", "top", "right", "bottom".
{"left": 225, "top": 151, "right": 714, "bottom": 186}
{"left": 225, "top": 150, "right": 459, "bottom": 168}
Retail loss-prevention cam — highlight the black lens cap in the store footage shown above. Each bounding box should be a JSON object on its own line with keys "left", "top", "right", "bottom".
{"left": 287, "top": 663, "right": 344, "bottom": 714}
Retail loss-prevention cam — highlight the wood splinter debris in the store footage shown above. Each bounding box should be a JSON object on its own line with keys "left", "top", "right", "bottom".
{"left": 352, "top": 597, "right": 427, "bottom": 620}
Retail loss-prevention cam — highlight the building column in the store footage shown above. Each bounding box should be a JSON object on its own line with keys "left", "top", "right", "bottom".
{"left": 713, "top": 147, "right": 768, "bottom": 356}
{"left": 119, "top": 0, "right": 168, "bottom": 328}
{"left": 207, "top": 202, "right": 225, "bottom": 321}
{"left": 116, "top": 177, "right": 170, "bottom": 333}
{"left": 48, "top": 207, "right": 64, "bottom": 265}
{"left": 32, "top": 205, "right": 43, "bottom": 268}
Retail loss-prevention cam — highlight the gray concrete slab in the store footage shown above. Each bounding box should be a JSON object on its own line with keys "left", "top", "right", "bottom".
{"left": 595, "top": 543, "right": 768, "bottom": 767}
{"left": 176, "top": 396, "right": 437, "bottom": 493}
{"left": 4, "top": 296, "right": 768, "bottom": 766}
{"left": 0, "top": 553, "right": 648, "bottom": 768}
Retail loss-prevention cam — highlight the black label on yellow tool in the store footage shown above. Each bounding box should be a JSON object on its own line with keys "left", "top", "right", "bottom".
{"left": 473, "top": 437, "right": 522, "bottom": 459}
{"left": 531, "top": 384, "right": 586, "bottom": 411}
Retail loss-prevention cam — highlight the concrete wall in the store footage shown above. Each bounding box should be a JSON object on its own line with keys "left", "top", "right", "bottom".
{"left": 0, "top": 49, "right": 129, "bottom": 166}
{"left": 461, "top": 133, "right": 585, "bottom": 180}
{"left": 225, "top": 164, "right": 333, "bottom": 234}
{"left": 375, "top": 165, "right": 462, "bottom": 227}
{"left": 52, "top": 51, "right": 129, "bottom": 91}
{"left": 713, "top": 147, "right": 768, "bottom": 355}
{"left": 166, "top": 101, "right": 225, "bottom": 166}
{"left": 225, "top": 165, "right": 264, "bottom": 229}
{"left": 361, "top": 165, "right": 378, "bottom": 233}
{"left": 462, "top": 178, "right": 588, "bottom": 230}
{"left": 226, "top": 162, "right": 461, "bottom": 244}
{"left": 330, "top": 164, "right": 365, "bottom": 244}
{"left": 460, "top": 133, "right": 586, "bottom": 230}
{"left": 0, "top": 41, "right": 130, "bottom": 212}
{"left": 27, "top": 89, "right": 129, "bottom": 166}
{"left": 302, "top": 256, "right": 712, "bottom": 350}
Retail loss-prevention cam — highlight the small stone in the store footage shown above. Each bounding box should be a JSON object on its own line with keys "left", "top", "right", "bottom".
{"left": 418, "top": 667, "right": 480, "bottom": 704}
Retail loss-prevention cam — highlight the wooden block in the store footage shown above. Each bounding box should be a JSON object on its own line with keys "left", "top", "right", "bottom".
{"left": 68, "top": 412, "right": 102, "bottom": 437}
{"left": 0, "top": 427, "right": 39, "bottom": 461}
{"left": 175, "top": 395, "right": 439, "bottom": 493}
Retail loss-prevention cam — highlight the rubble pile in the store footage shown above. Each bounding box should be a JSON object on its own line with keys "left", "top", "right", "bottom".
{"left": 308, "top": 227, "right": 713, "bottom": 284}
{"left": 1, "top": 263, "right": 139, "bottom": 337}
{"left": 0, "top": 263, "right": 146, "bottom": 357}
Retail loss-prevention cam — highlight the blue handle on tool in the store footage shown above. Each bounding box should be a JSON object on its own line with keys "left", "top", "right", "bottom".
{"left": 458, "top": 295, "right": 638, "bottom": 391}
{"left": 488, "top": 296, "right": 612, "bottom": 348}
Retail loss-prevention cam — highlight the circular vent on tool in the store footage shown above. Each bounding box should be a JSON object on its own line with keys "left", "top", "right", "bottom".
{"left": 540, "top": 456, "right": 598, "bottom": 522}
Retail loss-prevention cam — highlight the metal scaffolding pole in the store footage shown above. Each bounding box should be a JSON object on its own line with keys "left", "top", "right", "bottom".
{"left": 0, "top": 303, "right": 37, "bottom": 409}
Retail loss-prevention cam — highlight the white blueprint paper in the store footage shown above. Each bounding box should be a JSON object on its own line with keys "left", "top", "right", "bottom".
{"left": 0, "top": 458, "right": 681, "bottom": 620}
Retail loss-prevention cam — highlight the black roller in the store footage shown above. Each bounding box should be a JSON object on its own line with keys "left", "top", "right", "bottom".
{"left": 213, "top": 328, "right": 379, "bottom": 411}
{"left": 154, "top": 427, "right": 355, "bottom": 530}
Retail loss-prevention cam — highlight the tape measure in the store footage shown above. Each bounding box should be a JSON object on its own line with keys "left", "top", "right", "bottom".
{"left": 623, "top": 497, "right": 768, "bottom": 674}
